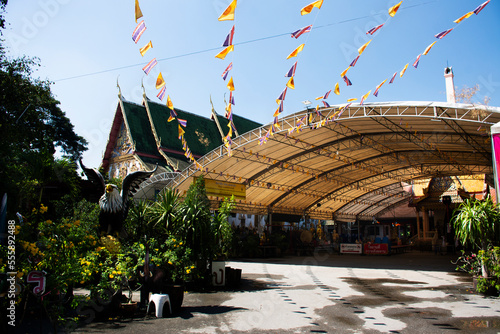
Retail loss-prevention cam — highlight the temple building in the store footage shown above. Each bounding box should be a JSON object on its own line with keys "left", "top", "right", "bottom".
{"left": 100, "top": 92, "right": 261, "bottom": 180}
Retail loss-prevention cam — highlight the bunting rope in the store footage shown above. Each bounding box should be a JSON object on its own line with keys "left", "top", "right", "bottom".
{"left": 132, "top": 0, "right": 202, "bottom": 170}
{"left": 259, "top": 0, "right": 325, "bottom": 146}
{"left": 316, "top": 0, "right": 492, "bottom": 109}
{"left": 216, "top": 0, "right": 239, "bottom": 157}
{"left": 256, "top": 0, "right": 491, "bottom": 146}
{"left": 129, "top": 0, "right": 491, "bottom": 168}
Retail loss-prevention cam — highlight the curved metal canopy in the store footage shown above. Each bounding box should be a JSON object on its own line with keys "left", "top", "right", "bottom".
{"left": 140, "top": 101, "right": 500, "bottom": 222}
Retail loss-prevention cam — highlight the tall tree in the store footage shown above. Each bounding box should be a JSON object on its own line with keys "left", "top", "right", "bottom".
{"left": 0, "top": 0, "right": 87, "bottom": 212}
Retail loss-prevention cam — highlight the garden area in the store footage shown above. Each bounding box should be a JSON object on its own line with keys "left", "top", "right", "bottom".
{"left": 1, "top": 176, "right": 239, "bottom": 332}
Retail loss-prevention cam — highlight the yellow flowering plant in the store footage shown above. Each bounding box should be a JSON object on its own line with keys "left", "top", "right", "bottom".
{"left": 149, "top": 236, "right": 195, "bottom": 283}
{"left": 9, "top": 200, "right": 100, "bottom": 329}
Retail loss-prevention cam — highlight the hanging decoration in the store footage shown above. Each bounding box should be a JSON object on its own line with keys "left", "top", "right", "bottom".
{"left": 130, "top": 0, "right": 202, "bottom": 170}
{"left": 215, "top": 0, "right": 239, "bottom": 156}
{"left": 259, "top": 1, "right": 325, "bottom": 145}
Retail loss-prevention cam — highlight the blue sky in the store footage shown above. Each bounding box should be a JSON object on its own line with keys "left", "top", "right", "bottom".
{"left": 4, "top": 0, "right": 500, "bottom": 168}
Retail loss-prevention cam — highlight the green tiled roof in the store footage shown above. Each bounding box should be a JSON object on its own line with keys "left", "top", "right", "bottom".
{"left": 121, "top": 100, "right": 160, "bottom": 158}
{"left": 121, "top": 99, "right": 262, "bottom": 164}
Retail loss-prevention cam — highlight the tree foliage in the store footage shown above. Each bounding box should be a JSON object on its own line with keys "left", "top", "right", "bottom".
{"left": 453, "top": 197, "right": 498, "bottom": 251}
{"left": 455, "top": 84, "right": 491, "bottom": 106}
{"left": 0, "top": 1, "right": 87, "bottom": 212}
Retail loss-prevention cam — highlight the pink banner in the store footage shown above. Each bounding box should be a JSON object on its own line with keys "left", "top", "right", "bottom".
{"left": 493, "top": 134, "right": 500, "bottom": 189}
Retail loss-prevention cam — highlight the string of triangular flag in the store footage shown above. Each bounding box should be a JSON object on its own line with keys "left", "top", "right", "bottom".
{"left": 132, "top": 0, "right": 202, "bottom": 170}
{"left": 253, "top": 0, "right": 492, "bottom": 156}
{"left": 260, "top": 0, "right": 324, "bottom": 146}
{"left": 361, "top": 0, "right": 491, "bottom": 105}
{"left": 216, "top": 0, "right": 238, "bottom": 157}
{"left": 334, "top": 0, "right": 403, "bottom": 100}
{"left": 322, "top": 0, "right": 491, "bottom": 109}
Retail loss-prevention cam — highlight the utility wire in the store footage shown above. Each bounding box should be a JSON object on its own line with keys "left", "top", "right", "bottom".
{"left": 55, "top": 1, "right": 438, "bottom": 82}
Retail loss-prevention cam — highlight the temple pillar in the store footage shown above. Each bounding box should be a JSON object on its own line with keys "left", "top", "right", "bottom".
{"left": 415, "top": 207, "right": 421, "bottom": 239}
{"left": 422, "top": 207, "right": 429, "bottom": 239}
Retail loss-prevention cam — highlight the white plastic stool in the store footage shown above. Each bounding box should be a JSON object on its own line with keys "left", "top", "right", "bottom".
{"left": 147, "top": 293, "right": 172, "bottom": 318}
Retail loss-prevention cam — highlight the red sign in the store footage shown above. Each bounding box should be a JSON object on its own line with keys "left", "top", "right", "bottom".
{"left": 363, "top": 243, "right": 389, "bottom": 255}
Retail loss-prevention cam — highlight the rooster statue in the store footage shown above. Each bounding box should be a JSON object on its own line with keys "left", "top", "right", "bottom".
{"left": 79, "top": 159, "right": 157, "bottom": 237}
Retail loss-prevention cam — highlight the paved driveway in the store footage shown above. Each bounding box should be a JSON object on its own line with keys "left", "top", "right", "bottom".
{"left": 73, "top": 251, "right": 500, "bottom": 333}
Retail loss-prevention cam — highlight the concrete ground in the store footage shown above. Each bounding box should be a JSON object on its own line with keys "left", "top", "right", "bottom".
{"left": 71, "top": 251, "right": 500, "bottom": 334}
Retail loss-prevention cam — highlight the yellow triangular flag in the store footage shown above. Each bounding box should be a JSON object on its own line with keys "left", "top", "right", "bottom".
{"left": 218, "top": 0, "right": 237, "bottom": 21}
{"left": 361, "top": 90, "right": 371, "bottom": 103}
{"left": 334, "top": 82, "right": 340, "bottom": 95}
{"left": 139, "top": 41, "right": 152, "bottom": 57}
{"left": 301, "top": 0, "right": 323, "bottom": 15}
{"left": 340, "top": 66, "right": 350, "bottom": 77}
{"left": 347, "top": 98, "right": 357, "bottom": 102}
{"left": 227, "top": 77, "right": 235, "bottom": 91}
{"left": 286, "top": 44, "right": 305, "bottom": 59}
{"left": 358, "top": 39, "right": 372, "bottom": 55}
{"left": 135, "top": 0, "right": 143, "bottom": 22}
{"left": 167, "top": 95, "right": 174, "bottom": 110}
{"left": 215, "top": 45, "right": 234, "bottom": 60}
{"left": 156, "top": 72, "right": 165, "bottom": 89}
{"left": 388, "top": 1, "right": 402, "bottom": 17}
{"left": 286, "top": 77, "right": 295, "bottom": 89}
{"left": 273, "top": 106, "right": 281, "bottom": 117}
{"left": 178, "top": 124, "right": 185, "bottom": 138}
{"left": 168, "top": 115, "right": 175, "bottom": 122}
{"left": 422, "top": 41, "right": 436, "bottom": 55}
{"left": 454, "top": 11, "right": 473, "bottom": 23}
{"left": 400, "top": 63, "right": 409, "bottom": 78}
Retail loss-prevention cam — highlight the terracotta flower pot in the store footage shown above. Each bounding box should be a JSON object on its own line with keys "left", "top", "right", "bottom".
{"left": 119, "top": 301, "right": 138, "bottom": 317}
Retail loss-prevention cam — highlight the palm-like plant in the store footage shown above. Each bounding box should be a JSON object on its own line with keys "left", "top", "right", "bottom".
{"left": 126, "top": 199, "right": 151, "bottom": 239}
{"left": 453, "top": 196, "right": 499, "bottom": 277}
{"left": 148, "top": 188, "right": 181, "bottom": 232}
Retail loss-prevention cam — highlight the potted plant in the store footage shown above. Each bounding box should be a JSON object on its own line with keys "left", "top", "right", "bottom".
{"left": 452, "top": 196, "right": 499, "bottom": 295}
{"left": 115, "top": 250, "right": 141, "bottom": 315}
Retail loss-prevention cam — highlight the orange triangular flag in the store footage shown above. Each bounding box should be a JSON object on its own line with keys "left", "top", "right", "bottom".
{"left": 167, "top": 95, "right": 174, "bottom": 110}
{"left": 286, "top": 44, "right": 305, "bottom": 59}
{"left": 227, "top": 77, "right": 235, "bottom": 91}
{"left": 422, "top": 41, "right": 436, "bottom": 55}
{"left": 301, "top": 0, "right": 323, "bottom": 15}
{"left": 286, "top": 77, "right": 295, "bottom": 89}
{"left": 215, "top": 45, "right": 234, "bottom": 60}
{"left": 388, "top": 1, "right": 402, "bottom": 17}
{"left": 156, "top": 73, "right": 165, "bottom": 89}
{"left": 273, "top": 106, "right": 281, "bottom": 118}
{"left": 135, "top": 0, "right": 143, "bottom": 22}
{"left": 400, "top": 63, "right": 409, "bottom": 78}
{"left": 218, "top": 0, "right": 237, "bottom": 21}
{"left": 139, "top": 41, "right": 152, "bottom": 57}
{"left": 454, "top": 11, "right": 473, "bottom": 23}
{"left": 358, "top": 39, "right": 372, "bottom": 55}
{"left": 360, "top": 90, "right": 371, "bottom": 104}
{"left": 334, "top": 82, "right": 340, "bottom": 95}
{"left": 340, "top": 66, "right": 350, "bottom": 77}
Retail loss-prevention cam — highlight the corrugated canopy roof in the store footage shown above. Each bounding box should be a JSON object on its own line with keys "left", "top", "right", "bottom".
{"left": 140, "top": 101, "right": 500, "bottom": 222}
